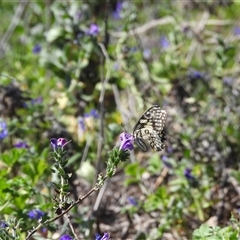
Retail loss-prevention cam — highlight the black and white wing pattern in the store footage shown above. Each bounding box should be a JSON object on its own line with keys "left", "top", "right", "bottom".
{"left": 133, "top": 105, "right": 167, "bottom": 151}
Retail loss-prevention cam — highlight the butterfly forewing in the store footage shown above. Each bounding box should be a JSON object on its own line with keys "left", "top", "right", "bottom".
{"left": 133, "top": 105, "right": 167, "bottom": 151}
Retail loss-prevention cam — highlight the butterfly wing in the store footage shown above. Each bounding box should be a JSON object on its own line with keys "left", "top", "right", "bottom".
{"left": 133, "top": 105, "right": 167, "bottom": 151}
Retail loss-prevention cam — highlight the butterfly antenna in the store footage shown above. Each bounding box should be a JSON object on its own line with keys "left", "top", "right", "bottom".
{"left": 121, "top": 123, "right": 128, "bottom": 132}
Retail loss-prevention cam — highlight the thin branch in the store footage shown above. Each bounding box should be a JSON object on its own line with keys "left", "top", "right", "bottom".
{"left": 0, "top": 0, "right": 28, "bottom": 58}
{"left": 66, "top": 213, "right": 80, "bottom": 240}
{"left": 95, "top": 42, "right": 111, "bottom": 176}
{"left": 110, "top": 16, "right": 176, "bottom": 38}
{"left": 110, "top": 16, "right": 233, "bottom": 38}
{"left": 93, "top": 178, "right": 109, "bottom": 212}
{"left": 98, "top": 42, "right": 111, "bottom": 103}
{"left": 25, "top": 182, "right": 106, "bottom": 240}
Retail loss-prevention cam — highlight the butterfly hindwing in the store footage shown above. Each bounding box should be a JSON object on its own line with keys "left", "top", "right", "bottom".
{"left": 133, "top": 105, "right": 167, "bottom": 151}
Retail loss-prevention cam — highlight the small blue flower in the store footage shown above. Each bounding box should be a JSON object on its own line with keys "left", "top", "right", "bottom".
{"left": 95, "top": 234, "right": 101, "bottom": 240}
{"left": 60, "top": 235, "right": 73, "bottom": 240}
{"left": 40, "top": 227, "right": 47, "bottom": 233}
{"left": 14, "top": 142, "right": 29, "bottom": 149}
{"left": 32, "top": 44, "right": 42, "bottom": 54}
{"left": 184, "top": 168, "right": 195, "bottom": 180}
{"left": 167, "top": 146, "right": 173, "bottom": 153}
{"left": 112, "top": 1, "right": 123, "bottom": 19}
{"left": 87, "top": 24, "right": 99, "bottom": 36}
{"left": 78, "top": 109, "right": 99, "bottom": 133}
{"left": 113, "top": 61, "right": 120, "bottom": 70}
{"left": 160, "top": 36, "right": 170, "bottom": 49}
{"left": 223, "top": 77, "right": 233, "bottom": 86}
{"left": 76, "top": 11, "right": 82, "bottom": 20}
{"left": 143, "top": 48, "right": 151, "bottom": 60}
{"left": 95, "top": 233, "right": 110, "bottom": 240}
{"left": 161, "top": 155, "right": 172, "bottom": 168}
{"left": 31, "top": 96, "right": 42, "bottom": 105}
{"left": 84, "top": 109, "right": 99, "bottom": 118}
{"left": 27, "top": 209, "right": 45, "bottom": 220}
{"left": 119, "top": 133, "right": 134, "bottom": 151}
{"left": 233, "top": 26, "right": 240, "bottom": 36}
{"left": 89, "top": 109, "right": 99, "bottom": 118}
{"left": 0, "top": 222, "right": 8, "bottom": 228}
{"left": 237, "top": 208, "right": 240, "bottom": 215}
{"left": 130, "top": 46, "right": 138, "bottom": 53}
{"left": 192, "top": 71, "right": 201, "bottom": 78}
{"left": 78, "top": 118, "right": 85, "bottom": 131}
{"left": 188, "top": 69, "right": 205, "bottom": 81}
{"left": 127, "top": 196, "right": 138, "bottom": 206}
{"left": 0, "top": 120, "right": 8, "bottom": 140}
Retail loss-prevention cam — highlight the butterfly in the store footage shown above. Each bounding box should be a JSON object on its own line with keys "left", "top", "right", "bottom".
{"left": 133, "top": 105, "right": 167, "bottom": 151}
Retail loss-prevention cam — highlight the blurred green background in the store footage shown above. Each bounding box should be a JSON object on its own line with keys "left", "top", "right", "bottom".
{"left": 1, "top": 1, "right": 240, "bottom": 239}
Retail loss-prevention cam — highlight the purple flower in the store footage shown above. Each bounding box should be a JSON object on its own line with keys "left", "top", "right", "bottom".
{"left": 119, "top": 132, "right": 134, "bottom": 151}
{"left": 130, "top": 46, "right": 138, "bottom": 53}
{"left": 14, "top": 142, "right": 29, "bottom": 149}
{"left": 50, "top": 138, "right": 69, "bottom": 150}
{"left": 84, "top": 109, "right": 99, "bottom": 118}
{"left": 127, "top": 196, "right": 138, "bottom": 206}
{"left": 60, "top": 235, "right": 73, "bottom": 240}
{"left": 223, "top": 77, "right": 233, "bottom": 86}
{"left": 112, "top": 1, "right": 123, "bottom": 19}
{"left": 113, "top": 61, "right": 120, "bottom": 70}
{"left": 87, "top": 24, "right": 99, "bottom": 36}
{"left": 161, "top": 155, "right": 172, "bottom": 168}
{"left": 40, "top": 227, "right": 47, "bottom": 233}
{"left": 78, "top": 118, "right": 85, "bottom": 131}
{"left": 167, "top": 146, "right": 173, "bottom": 153}
{"left": 0, "top": 120, "right": 8, "bottom": 140}
{"left": 184, "top": 168, "right": 195, "bottom": 180}
{"left": 27, "top": 209, "right": 45, "bottom": 220}
{"left": 79, "top": 109, "right": 99, "bottom": 132}
{"left": 0, "top": 222, "right": 8, "bottom": 228}
{"left": 32, "top": 44, "right": 42, "bottom": 54}
{"left": 95, "top": 233, "right": 110, "bottom": 240}
{"left": 76, "top": 11, "right": 82, "bottom": 21}
{"left": 143, "top": 48, "right": 151, "bottom": 60}
{"left": 188, "top": 69, "right": 205, "bottom": 80}
{"left": 160, "top": 36, "right": 170, "bottom": 49}
{"left": 89, "top": 109, "right": 99, "bottom": 118}
{"left": 31, "top": 96, "right": 42, "bottom": 105}
{"left": 233, "top": 26, "right": 240, "bottom": 36}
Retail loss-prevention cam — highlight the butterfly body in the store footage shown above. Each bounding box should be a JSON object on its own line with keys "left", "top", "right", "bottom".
{"left": 133, "top": 105, "right": 167, "bottom": 151}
